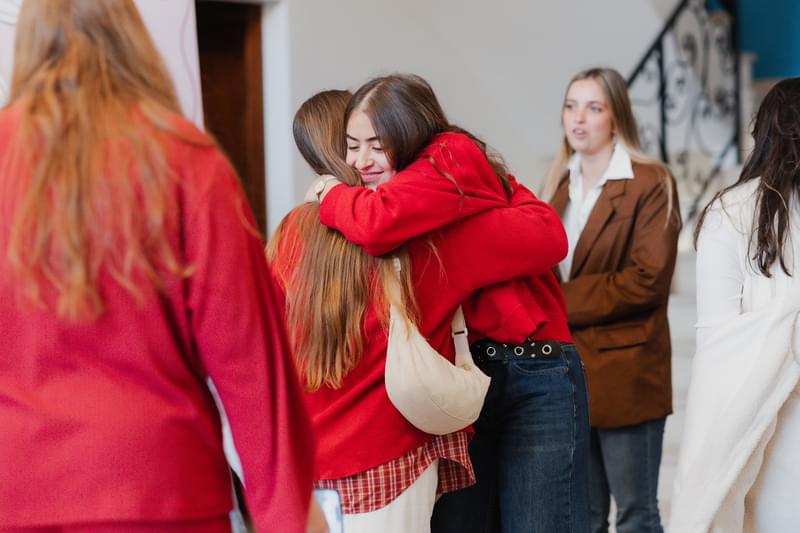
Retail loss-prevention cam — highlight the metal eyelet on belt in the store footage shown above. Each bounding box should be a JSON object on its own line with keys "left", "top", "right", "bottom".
{"left": 486, "top": 346, "right": 497, "bottom": 356}
{"left": 542, "top": 344, "right": 553, "bottom": 355}
{"left": 514, "top": 346, "right": 524, "bottom": 356}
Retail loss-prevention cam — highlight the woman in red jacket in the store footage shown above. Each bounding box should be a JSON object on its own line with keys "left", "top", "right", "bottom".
{"left": 269, "top": 89, "right": 566, "bottom": 533}
{"left": 0, "top": 1, "right": 318, "bottom": 532}
{"left": 312, "top": 74, "right": 591, "bottom": 533}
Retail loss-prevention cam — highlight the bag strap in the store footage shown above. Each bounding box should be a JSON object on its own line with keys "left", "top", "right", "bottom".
{"left": 392, "top": 257, "right": 471, "bottom": 364}
{"left": 385, "top": 257, "right": 403, "bottom": 305}
{"left": 451, "top": 305, "right": 472, "bottom": 367}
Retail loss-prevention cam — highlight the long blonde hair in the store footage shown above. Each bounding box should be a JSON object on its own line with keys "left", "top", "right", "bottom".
{"left": 542, "top": 67, "right": 675, "bottom": 218}
{"left": 267, "top": 90, "right": 418, "bottom": 391}
{"left": 3, "top": 0, "right": 193, "bottom": 321}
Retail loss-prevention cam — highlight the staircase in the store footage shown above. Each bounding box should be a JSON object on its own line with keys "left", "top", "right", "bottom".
{"left": 620, "top": 2, "right": 743, "bottom": 530}
{"left": 627, "top": 0, "right": 742, "bottom": 245}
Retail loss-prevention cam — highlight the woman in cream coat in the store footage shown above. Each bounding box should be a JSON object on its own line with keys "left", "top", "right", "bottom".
{"left": 670, "top": 77, "right": 800, "bottom": 532}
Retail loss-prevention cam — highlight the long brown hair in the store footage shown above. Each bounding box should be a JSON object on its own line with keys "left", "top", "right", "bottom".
{"left": 267, "top": 90, "right": 417, "bottom": 391}
{"left": 695, "top": 76, "right": 800, "bottom": 277}
{"left": 542, "top": 67, "right": 675, "bottom": 221}
{"left": 4, "top": 0, "right": 193, "bottom": 321}
{"left": 347, "top": 73, "right": 512, "bottom": 198}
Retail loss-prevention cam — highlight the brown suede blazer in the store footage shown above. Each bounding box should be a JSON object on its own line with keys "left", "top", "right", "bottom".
{"left": 550, "top": 163, "right": 681, "bottom": 428}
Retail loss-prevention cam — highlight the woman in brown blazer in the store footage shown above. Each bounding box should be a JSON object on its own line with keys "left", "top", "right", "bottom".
{"left": 543, "top": 68, "right": 681, "bottom": 533}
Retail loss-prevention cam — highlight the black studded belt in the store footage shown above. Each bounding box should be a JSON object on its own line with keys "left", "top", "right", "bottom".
{"left": 470, "top": 339, "right": 563, "bottom": 364}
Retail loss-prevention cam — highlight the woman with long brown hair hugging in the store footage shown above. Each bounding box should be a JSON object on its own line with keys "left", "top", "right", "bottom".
{"left": 268, "top": 88, "right": 566, "bottom": 532}
{"left": 0, "top": 1, "right": 318, "bottom": 532}
{"left": 309, "top": 74, "right": 590, "bottom": 533}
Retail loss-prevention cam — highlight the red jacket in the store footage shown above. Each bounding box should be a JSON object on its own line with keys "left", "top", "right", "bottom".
{"left": 0, "top": 108, "right": 314, "bottom": 531}
{"left": 272, "top": 181, "right": 560, "bottom": 479}
{"left": 320, "top": 132, "right": 572, "bottom": 343}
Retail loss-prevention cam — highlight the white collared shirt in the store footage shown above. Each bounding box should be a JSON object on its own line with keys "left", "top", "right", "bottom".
{"left": 559, "top": 143, "right": 634, "bottom": 280}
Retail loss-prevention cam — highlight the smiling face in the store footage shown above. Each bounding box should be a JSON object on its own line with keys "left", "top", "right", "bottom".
{"left": 345, "top": 110, "right": 397, "bottom": 189}
{"left": 562, "top": 78, "right": 615, "bottom": 158}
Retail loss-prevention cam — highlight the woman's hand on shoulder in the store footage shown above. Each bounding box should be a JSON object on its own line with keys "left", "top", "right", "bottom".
{"left": 304, "top": 175, "right": 344, "bottom": 203}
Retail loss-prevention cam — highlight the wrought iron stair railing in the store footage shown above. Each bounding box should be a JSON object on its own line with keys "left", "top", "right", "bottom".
{"left": 627, "top": 0, "right": 740, "bottom": 223}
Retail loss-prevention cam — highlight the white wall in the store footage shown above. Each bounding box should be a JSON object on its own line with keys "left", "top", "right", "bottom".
{"left": 265, "top": 0, "right": 680, "bottom": 230}
{"left": 135, "top": 0, "right": 203, "bottom": 125}
{"left": 0, "top": 0, "right": 21, "bottom": 104}
{"left": 0, "top": 0, "right": 681, "bottom": 233}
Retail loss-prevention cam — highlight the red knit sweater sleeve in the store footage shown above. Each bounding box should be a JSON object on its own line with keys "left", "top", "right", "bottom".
{"left": 433, "top": 178, "right": 568, "bottom": 292}
{"left": 319, "top": 133, "right": 510, "bottom": 256}
{"left": 183, "top": 149, "right": 315, "bottom": 533}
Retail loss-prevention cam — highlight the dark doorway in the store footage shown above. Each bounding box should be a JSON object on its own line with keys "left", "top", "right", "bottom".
{"left": 196, "top": 1, "right": 267, "bottom": 234}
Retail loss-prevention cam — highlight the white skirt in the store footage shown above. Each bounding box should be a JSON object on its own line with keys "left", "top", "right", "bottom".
{"left": 745, "top": 384, "right": 800, "bottom": 531}
{"left": 343, "top": 460, "right": 439, "bottom": 533}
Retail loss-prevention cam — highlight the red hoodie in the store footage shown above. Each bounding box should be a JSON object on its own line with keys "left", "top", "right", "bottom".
{"left": 320, "top": 131, "right": 572, "bottom": 343}
{"left": 273, "top": 179, "right": 564, "bottom": 479}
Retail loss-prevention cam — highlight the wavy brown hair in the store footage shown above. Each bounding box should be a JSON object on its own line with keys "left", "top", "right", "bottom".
{"left": 695, "top": 76, "right": 800, "bottom": 276}
{"left": 346, "top": 73, "right": 512, "bottom": 199}
{"left": 267, "top": 90, "right": 417, "bottom": 391}
{"left": 4, "top": 0, "right": 195, "bottom": 321}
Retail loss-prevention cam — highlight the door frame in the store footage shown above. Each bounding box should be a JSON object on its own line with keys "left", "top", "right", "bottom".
{"left": 196, "top": 0, "right": 292, "bottom": 235}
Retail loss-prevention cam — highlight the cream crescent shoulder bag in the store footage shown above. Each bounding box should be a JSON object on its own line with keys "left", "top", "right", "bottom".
{"left": 384, "top": 258, "right": 491, "bottom": 435}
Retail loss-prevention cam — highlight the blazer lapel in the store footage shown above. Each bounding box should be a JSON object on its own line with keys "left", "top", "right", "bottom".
{"left": 570, "top": 180, "right": 627, "bottom": 278}
{"left": 550, "top": 176, "right": 570, "bottom": 283}
{"left": 551, "top": 175, "right": 570, "bottom": 217}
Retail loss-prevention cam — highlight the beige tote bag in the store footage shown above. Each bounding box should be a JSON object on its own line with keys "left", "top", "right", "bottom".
{"left": 384, "top": 259, "right": 491, "bottom": 435}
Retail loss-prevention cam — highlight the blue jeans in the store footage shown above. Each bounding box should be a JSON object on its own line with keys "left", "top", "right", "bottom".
{"left": 431, "top": 344, "right": 590, "bottom": 533}
{"left": 589, "top": 417, "right": 666, "bottom": 533}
